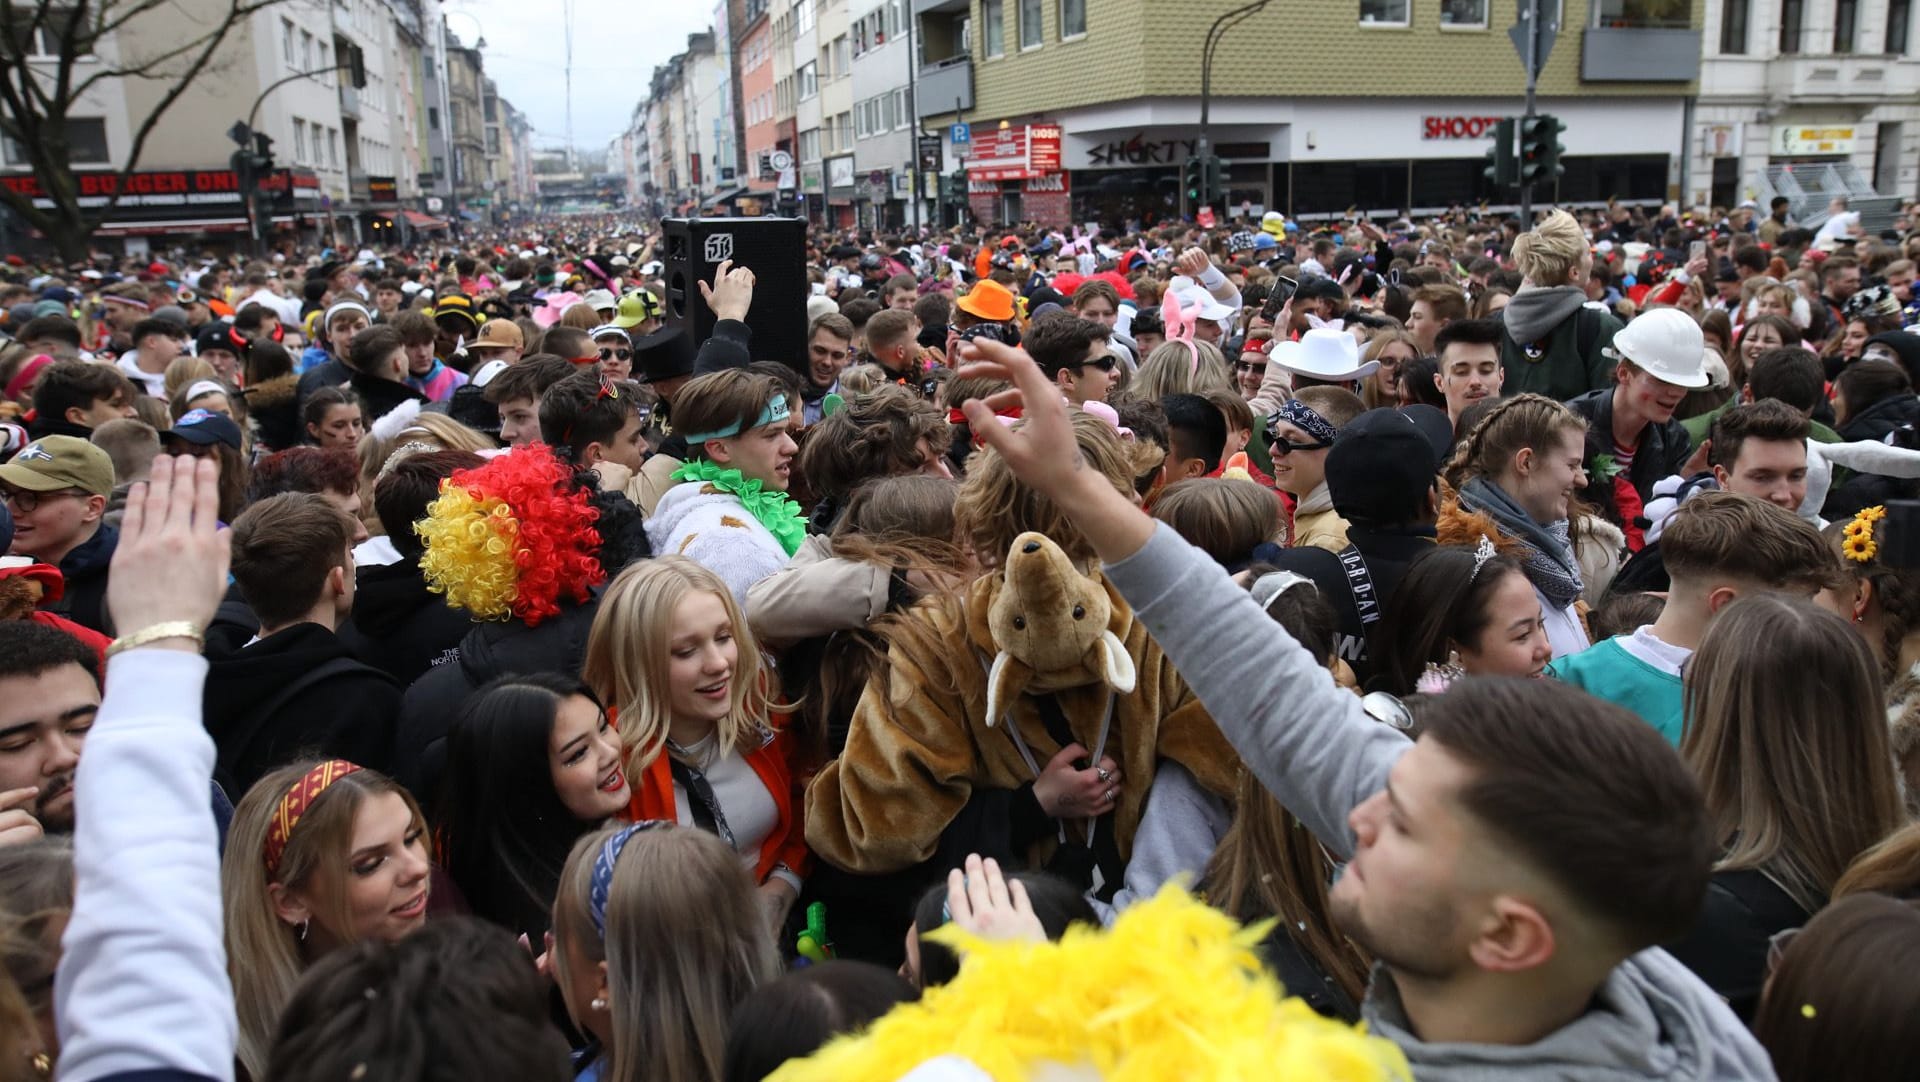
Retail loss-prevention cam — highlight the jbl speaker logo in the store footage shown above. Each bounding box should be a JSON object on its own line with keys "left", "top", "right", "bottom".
{"left": 704, "top": 233, "right": 734, "bottom": 264}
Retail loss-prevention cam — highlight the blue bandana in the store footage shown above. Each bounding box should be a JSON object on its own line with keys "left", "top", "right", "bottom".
{"left": 587, "top": 821, "right": 669, "bottom": 937}
{"left": 684, "top": 394, "right": 791, "bottom": 444}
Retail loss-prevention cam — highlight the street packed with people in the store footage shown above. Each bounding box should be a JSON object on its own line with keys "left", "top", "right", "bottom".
{"left": 3, "top": 199, "right": 1920, "bottom": 1082}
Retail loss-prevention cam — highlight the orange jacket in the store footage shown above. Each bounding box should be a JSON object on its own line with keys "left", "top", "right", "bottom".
{"left": 624, "top": 724, "right": 812, "bottom": 885}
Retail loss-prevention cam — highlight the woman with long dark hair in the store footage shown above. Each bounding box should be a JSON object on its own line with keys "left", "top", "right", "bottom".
{"left": 436, "top": 673, "right": 631, "bottom": 942}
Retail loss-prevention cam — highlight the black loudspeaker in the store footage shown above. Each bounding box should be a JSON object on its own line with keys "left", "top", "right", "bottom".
{"left": 661, "top": 217, "right": 808, "bottom": 375}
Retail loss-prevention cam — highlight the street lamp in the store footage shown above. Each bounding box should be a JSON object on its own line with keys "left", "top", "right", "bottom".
{"left": 1198, "top": 0, "right": 1269, "bottom": 158}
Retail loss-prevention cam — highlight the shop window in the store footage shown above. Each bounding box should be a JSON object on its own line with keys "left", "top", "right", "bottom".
{"left": 1359, "top": 0, "right": 1409, "bottom": 27}
{"left": 1590, "top": 0, "right": 1689, "bottom": 28}
{"left": 1556, "top": 154, "right": 1667, "bottom": 204}
{"left": 1290, "top": 161, "right": 1405, "bottom": 215}
{"left": 1440, "top": 0, "right": 1487, "bottom": 29}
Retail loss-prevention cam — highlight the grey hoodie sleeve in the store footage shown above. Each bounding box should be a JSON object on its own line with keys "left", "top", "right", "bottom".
{"left": 1092, "top": 759, "right": 1232, "bottom": 923}
{"left": 1101, "top": 523, "right": 1409, "bottom": 857}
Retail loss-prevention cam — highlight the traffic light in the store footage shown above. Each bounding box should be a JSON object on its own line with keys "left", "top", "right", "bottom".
{"left": 1520, "top": 114, "right": 1566, "bottom": 185}
{"left": 948, "top": 168, "right": 966, "bottom": 207}
{"left": 251, "top": 131, "right": 276, "bottom": 177}
{"left": 1482, "top": 117, "right": 1516, "bottom": 189}
{"left": 1203, "top": 155, "right": 1223, "bottom": 206}
{"left": 1183, "top": 156, "right": 1203, "bottom": 205}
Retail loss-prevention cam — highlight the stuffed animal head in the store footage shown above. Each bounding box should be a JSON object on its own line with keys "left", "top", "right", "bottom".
{"left": 0, "top": 557, "right": 62, "bottom": 622}
{"left": 984, "top": 532, "right": 1136, "bottom": 726}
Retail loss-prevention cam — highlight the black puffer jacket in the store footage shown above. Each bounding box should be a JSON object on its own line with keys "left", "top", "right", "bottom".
{"left": 1825, "top": 393, "right": 1920, "bottom": 519}
{"left": 392, "top": 597, "right": 600, "bottom": 800}
{"left": 337, "top": 556, "right": 475, "bottom": 687}
{"left": 1565, "top": 388, "right": 1691, "bottom": 534}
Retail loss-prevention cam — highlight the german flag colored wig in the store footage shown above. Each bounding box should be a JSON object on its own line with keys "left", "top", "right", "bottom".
{"left": 416, "top": 445, "right": 604, "bottom": 626}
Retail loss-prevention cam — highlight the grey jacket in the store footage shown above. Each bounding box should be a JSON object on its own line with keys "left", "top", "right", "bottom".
{"left": 1102, "top": 524, "right": 1777, "bottom": 1081}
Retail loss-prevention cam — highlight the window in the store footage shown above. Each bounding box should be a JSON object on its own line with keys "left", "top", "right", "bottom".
{"left": 2, "top": 117, "right": 107, "bottom": 165}
{"left": 293, "top": 119, "right": 308, "bottom": 163}
{"left": 1019, "top": 0, "right": 1042, "bottom": 47}
{"left": 799, "top": 127, "right": 821, "bottom": 163}
{"left": 1590, "top": 0, "right": 1690, "bottom": 29}
{"left": 833, "top": 33, "right": 849, "bottom": 73}
{"left": 301, "top": 29, "right": 313, "bottom": 70}
{"left": 1440, "top": 0, "right": 1486, "bottom": 27}
{"left": 798, "top": 60, "right": 817, "bottom": 98}
{"left": 328, "top": 128, "right": 340, "bottom": 168}
{"left": 431, "top": 155, "right": 444, "bottom": 177}
{"left": 282, "top": 18, "right": 296, "bottom": 63}
{"left": 1059, "top": 0, "right": 1085, "bottom": 37}
{"left": 318, "top": 42, "right": 330, "bottom": 83}
{"left": 982, "top": 0, "right": 1004, "bottom": 55}
{"left": 895, "top": 87, "right": 911, "bottom": 129}
{"left": 1834, "top": 0, "right": 1857, "bottom": 52}
{"left": 1717, "top": 0, "right": 1747, "bottom": 53}
{"left": 428, "top": 105, "right": 440, "bottom": 130}
{"left": 796, "top": 0, "right": 814, "bottom": 34}
{"left": 1359, "top": 0, "right": 1408, "bottom": 26}
{"left": 1779, "top": 0, "right": 1803, "bottom": 53}
{"left": 1891, "top": 0, "right": 1912, "bottom": 54}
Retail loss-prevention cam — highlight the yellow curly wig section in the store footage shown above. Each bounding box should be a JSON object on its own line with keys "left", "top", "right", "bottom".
{"left": 414, "top": 489, "right": 521, "bottom": 621}
{"left": 767, "top": 885, "right": 1410, "bottom": 1082}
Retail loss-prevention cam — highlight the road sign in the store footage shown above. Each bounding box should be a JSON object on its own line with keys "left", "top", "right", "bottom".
{"left": 1508, "top": 0, "right": 1559, "bottom": 79}
{"left": 950, "top": 122, "right": 971, "bottom": 144}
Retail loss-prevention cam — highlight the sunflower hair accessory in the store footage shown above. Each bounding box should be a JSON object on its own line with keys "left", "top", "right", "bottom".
{"left": 1843, "top": 506, "right": 1884, "bottom": 564}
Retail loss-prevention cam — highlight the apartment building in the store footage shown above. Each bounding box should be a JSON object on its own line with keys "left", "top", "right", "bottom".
{"left": 1692, "top": 0, "right": 1917, "bottom": 225}
{"left": 850, "top": 0, "right": 922, "bottom": 227}
{"left": 914, "top": 0, "right": 1708, "bottom": 225}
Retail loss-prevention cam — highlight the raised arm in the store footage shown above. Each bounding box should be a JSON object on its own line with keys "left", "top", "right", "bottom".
{"left": 57, "top": 455, "right": 236, "bottom": 1082}
{"left": 955, "top": 341, "right": 1407, "bottom": 854}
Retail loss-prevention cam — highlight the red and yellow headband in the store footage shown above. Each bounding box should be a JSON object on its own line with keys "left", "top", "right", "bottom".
{"left": 264, "top": 760, "right": 363, "bottom": 878}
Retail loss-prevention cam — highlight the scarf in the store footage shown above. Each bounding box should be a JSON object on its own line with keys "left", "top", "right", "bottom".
{"left": 1458, "top": 476, "right": 1584, "bottom": 608}
{"left": 670, "top": 459, "right": 807, "bottom": 557}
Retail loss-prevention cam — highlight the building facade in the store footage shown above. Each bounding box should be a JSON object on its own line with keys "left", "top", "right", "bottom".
{"left": 1691, "top": 0, "right": 1918, "bottom": 225}
{"left": 850, "top": 0, "right": 919, "bottom": 227}
{"left": 913, "top": 0, "right": 1708, "bottom": 226}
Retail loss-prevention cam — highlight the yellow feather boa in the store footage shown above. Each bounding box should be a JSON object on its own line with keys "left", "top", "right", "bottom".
{"left": 768, "top": 885, "right": 1409, "bottom": 1082}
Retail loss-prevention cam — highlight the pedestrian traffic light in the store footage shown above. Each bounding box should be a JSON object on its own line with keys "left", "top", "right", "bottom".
{"left": 1520, "top": 114, "right": 1566, "bottom": 185}
{"left": 1482, "top": 117, "right": 1516, "bottom": 189}
{"left": 1203, "top": 155, "right": 1223, "bottom": 206}
{"left": 1183, "top": 156, "right": 1203, "bottom": 205}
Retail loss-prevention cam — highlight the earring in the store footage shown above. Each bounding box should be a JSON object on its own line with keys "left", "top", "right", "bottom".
{"left": 298, "top": 920, "right": 309, "bottom": 942}
{"left": 590, "top": 997, "right": 608, "bottom": 1011}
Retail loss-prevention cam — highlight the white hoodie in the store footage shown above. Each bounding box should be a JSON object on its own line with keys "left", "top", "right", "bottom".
{"left": 645, "top": 480, "right": 792, "bottom": 606}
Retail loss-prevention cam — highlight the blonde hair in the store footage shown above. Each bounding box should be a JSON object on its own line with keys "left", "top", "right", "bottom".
{"left": 955, "top": 411, "right": 1159, "bottom": 567}
{"left": 582, "top": 558, "right": 775, "bottom": 775}
{"left": 1150, "top": 477, "right": 1280, "bottom": 566}
{"left": 1512, "top": 209, "right": 1588, "bottom": 287}
{"left": 1442, "top": 393, "right": 1587, "bottom": 491}
{"left": 354, "top": 411, "right": 496, "bottom": 530}
{"left": 220, "top": 763, "right": 427, "bottom": 1078}
{"left": 162, "top": 355, "right": 219, "bottom": 402}
{"left": 1681, "top": 595, "right": 1904, "bottom": 912}
{"left": 552, "top": 827, "right": 776, "bottom": 1082}
{"left": 1361, "top": 329, "right": 1420, "bottom": 410}
{"left": 1126, "top": 339, "right": 1232, "bottom": 402}
{"left": 835, "top": 363, "right": 888, "bottom": 396}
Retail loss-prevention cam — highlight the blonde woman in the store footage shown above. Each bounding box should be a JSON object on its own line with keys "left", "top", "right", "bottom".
{"left": 221, "top": 760, "right": 432, "bottom": 1077}
{"left": 1121, "top": 338, "right": 1233, "bottom": 404}
{"left": 581, "top": 558, "right": 810, "bottom": 933}
{"left": 1670, "top": 594, "right": 1904, "bottom": 1021}
{"left": 1500, "top": 208, "right": 1625, "bottom": 401}
{"left": 1359, "top": 329, "right": 1418, "bottom": 410}
{"left": 551, "top": 823, "right": 779, "bottom": 1082}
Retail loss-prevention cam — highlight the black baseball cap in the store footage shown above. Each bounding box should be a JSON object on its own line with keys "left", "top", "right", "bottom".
{"left": 1325, "top": 408, "right": 1441, "bottom": 527}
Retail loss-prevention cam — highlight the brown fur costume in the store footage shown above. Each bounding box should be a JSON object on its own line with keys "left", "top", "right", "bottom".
{"left": 805, "top": 532, "right": 1240, "bottom": 874}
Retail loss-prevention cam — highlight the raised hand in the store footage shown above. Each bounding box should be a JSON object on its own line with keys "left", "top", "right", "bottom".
{"left": 107, "top": 455, "right": 229, "bottom": 643}
{"left": 699, "top": 258, "right": 756, "bottom": 323}
{"left": 945, "top": 854, "right": 1045, "bottom": 944}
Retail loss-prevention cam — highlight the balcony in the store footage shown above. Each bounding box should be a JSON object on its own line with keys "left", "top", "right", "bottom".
{"left": 918, "top": 57, "right": 972, "bottom": 118}
{"left": 1581, "top": 26, "right": 1702, "bottom": 81}
{"left": 1763, "top": 54, "right": 1897, "bottom": 102}
{"left": 913, "top": 0, "right": 967, "bottom": 15}
{"left": 339, "top": 84, "right": 362, "bottom": 120}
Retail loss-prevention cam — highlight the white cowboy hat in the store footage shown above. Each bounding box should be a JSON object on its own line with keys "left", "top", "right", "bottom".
{"left": 1270, "top": 328, "right": 1379, "bottom": 382}
{"left": 1168, "top": 281, "right": 1234, "bottom": 322}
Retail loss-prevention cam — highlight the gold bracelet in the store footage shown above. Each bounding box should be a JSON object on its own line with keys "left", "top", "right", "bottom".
{"left": 105, "top": 621, "right": 205, "bottom": 659}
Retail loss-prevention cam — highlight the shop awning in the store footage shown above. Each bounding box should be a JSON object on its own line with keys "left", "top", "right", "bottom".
{"left": 701, "top": 185, "right": 749, "bottom": 208}
{"left": 458, "top": 209, "right": 481, "bottom": 221}
{"left": 402, "top": 210, "right": 449, "bottom": 229}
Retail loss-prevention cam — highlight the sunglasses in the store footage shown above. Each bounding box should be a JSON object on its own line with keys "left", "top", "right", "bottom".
{"left": 599, "top": 347, "right": 633, "bottom": 362}
{"left": 1270, "top": 434, "right": 1332, "bottom": 456}
{"left": 1234, "top": 359, "right": 1267, "bottom": 374}
{"left": 1070, "top": 356, "right": 1117, "bottom": 373}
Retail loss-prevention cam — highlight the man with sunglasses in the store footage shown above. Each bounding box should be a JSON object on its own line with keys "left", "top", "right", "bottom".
{"left": 590, "top": 325, "right": 635, "bottom": 382}
{"left": 1027, "top": 314, "right": 1118, "bottom": 406}
{"left": 1, "top": 436, "right": 118, "bottom": 634}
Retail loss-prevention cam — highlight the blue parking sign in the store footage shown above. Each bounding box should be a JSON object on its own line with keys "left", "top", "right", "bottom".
{"left": 950, "top": 122, "right": 970, "bottom": 144}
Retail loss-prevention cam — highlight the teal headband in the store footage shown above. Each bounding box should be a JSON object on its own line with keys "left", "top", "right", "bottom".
{"left": 686, "top": 393, "right": 791, "bottom": 444}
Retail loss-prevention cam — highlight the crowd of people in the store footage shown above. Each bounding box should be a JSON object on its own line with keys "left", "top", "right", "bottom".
{"left": 1, "top": 194, "right": 1920, "bottom": 1081}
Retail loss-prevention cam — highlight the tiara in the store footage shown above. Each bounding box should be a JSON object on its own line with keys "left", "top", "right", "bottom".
{"left": 1467, "top": 534, "right": 1499, "bottom": 581}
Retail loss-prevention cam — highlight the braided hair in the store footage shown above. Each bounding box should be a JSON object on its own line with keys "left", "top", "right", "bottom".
{"left": 1441, "top": 393, "right": 1588, "bottom": 492}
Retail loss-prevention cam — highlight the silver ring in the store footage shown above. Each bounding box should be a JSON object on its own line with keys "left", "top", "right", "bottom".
{"left": 1104, "top": 788, "right": 1116, "bottom": 803}
{"left": 1096, "top": 767, "right": 1111, "bottom": 783}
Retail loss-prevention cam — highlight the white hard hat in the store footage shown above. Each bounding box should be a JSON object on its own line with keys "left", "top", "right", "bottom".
{"left": 1605, "top": 308, "right": 1708, "bottom": 389}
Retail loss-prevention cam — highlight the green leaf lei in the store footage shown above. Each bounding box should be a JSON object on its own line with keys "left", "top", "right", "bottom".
{"left": 670, "top": 459, "right": 807, "bottom": 556}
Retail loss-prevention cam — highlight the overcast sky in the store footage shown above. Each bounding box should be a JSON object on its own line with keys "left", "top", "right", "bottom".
{"left": 449, "top": 0, "right": 715, "bottom": 152}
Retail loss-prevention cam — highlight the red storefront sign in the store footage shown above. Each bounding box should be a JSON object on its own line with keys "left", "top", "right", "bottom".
{"left": 1, "top": 167, "right": 321, "bottom": 210}
{"left": 1421, "top": 115, "right": 1505, "bottom": 140}
{"left": 965, "top": 123, "right": 1064, "bottom": 180}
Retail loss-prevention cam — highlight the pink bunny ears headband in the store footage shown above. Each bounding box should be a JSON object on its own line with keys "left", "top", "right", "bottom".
{"left": 1161, "top": 289, "right": 1205, "bottom": 376}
